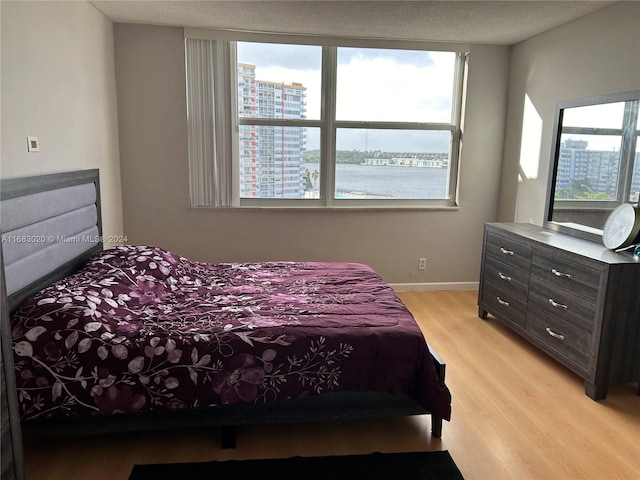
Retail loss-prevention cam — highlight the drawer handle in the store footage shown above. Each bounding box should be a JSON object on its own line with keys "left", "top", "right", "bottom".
{"left": 548, "top": 298, "right": 568, "bottom": 310}
{"left": 500, "top": 247, "right": 514, "bottom": 256}
{"left": 498, "top": 272, "right": 512, "bottom": 282}
{"left": 546, "top": 327, "right": 565, "bottom": 341}
{"left": 496, "top": 296, "right": 510, "bottom": 306}
{"left": 551, "top": 268, "right": 572, "bottom": 279}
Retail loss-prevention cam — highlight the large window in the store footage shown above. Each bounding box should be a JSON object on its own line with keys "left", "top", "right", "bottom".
{"left": 185, "top": 30, "right": 467, "bottom": 208}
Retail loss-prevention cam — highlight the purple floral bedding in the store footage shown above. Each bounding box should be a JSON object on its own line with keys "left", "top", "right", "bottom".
{"left": 11, "top": 246, "right": 451, "bottom": 423}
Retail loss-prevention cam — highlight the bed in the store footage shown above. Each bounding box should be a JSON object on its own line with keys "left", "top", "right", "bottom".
{"left": 0, "top": 169, "right": 451, "bottom": 448}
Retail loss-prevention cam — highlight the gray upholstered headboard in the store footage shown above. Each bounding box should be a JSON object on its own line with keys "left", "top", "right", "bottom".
{"left": 0, "top": 170, "right": 102, "bottom": 312}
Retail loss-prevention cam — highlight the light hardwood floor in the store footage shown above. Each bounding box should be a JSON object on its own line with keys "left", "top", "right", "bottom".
{"left": 23, "top": 290, "right": 640, "bottom": 480}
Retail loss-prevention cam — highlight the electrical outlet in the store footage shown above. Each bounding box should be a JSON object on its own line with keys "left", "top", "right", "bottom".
{"left": 418, "top": 257, "right": 427, "bottom": 271}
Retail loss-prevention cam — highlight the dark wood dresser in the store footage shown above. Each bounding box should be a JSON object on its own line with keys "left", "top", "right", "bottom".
{"left": 478, "top": 222, "right": 640, "bottom": 400}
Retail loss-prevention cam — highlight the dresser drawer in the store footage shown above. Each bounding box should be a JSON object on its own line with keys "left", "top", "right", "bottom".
{"left": 485, "top": 231, "right": 532, "bottom": 273}
{"left": 482, "top": 279, "right": 528, "bottom": 328}
{"left": 483, "top": 255, "right": 530, "bottom": 299}
{"left": 527, "top": 306, "right": 591, "bottom": 372}
{"left": 528, "top": 277, "right": 597, "bottom": 336}
{"left": 531, "top": 252, "right": 600, "bottom": 303}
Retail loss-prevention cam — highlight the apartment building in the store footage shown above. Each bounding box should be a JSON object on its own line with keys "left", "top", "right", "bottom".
{"left": 238, "top": 63, "right": 307, "bottom": 198}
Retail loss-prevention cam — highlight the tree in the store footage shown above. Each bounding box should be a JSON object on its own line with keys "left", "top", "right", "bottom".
{"left": 556, "top": 179, "right": 613, "bottom": 200}
{"left": 303, "top": 168, "right": 319, "bottom": 191}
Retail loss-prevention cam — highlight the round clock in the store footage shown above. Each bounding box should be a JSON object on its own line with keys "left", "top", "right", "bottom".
{"left": 602, "top": 203, "right": 640, "bottom": 250}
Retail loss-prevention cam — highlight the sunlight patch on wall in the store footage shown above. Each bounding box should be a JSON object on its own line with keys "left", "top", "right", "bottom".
{"left": 518, "top": 94, "right": 543, "bottom": 181}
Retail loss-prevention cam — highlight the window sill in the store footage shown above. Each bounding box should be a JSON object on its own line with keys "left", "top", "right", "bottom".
{"left": 190, "top": 204, "right": 460, "bottom": 212}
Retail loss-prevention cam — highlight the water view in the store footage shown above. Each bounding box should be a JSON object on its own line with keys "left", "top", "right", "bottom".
{"left": 304, "top": 163, "right": 449, "bottom": 199}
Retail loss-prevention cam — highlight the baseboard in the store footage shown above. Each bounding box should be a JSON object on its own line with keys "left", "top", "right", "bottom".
{"left": 390, "top": 282, "right": 479, "bottom": 292}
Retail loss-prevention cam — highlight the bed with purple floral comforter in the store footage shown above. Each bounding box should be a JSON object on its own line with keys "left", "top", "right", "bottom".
{"left": 10, "top": 245, "right": 451, "bottom": 425}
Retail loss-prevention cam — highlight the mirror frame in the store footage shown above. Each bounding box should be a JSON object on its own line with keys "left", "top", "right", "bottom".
{"left": 543, "top": 89, "right": 640, "bottom": 243}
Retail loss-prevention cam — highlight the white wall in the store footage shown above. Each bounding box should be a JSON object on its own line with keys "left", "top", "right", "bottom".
{"left": 0, "top": 1, "right": 123, "bottom": 245}
{"left": 113, "top": 24, "right": 509, "bottom": 285}
{"left": 499, "top": 2, "right": 640, "bottom": 224}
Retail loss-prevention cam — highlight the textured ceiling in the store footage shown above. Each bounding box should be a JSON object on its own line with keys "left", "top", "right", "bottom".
{"left": 90, "top": 0, "right": 615, "bottom": 45}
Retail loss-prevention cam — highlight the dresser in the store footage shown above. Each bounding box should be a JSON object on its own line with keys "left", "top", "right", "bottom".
{"left": 478, "top": 223, "right": 640, "bottom": 400}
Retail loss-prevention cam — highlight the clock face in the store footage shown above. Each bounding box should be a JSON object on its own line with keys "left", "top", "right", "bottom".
{"left": 602, "top": 204, "right": 640, "bottom": 249}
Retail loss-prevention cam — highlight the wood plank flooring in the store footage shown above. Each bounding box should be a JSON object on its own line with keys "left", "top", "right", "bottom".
{"left": 22, "top": 290, "right": 640, "bottom": 479}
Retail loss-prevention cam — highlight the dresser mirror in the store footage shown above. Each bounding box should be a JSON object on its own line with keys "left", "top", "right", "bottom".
{"left": 544, "top": 90, "right": 640, "bottom": 243}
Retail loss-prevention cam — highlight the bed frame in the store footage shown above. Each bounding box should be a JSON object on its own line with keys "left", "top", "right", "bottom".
{"left": 0, "top": 169, "right": 446, "bottom": 449}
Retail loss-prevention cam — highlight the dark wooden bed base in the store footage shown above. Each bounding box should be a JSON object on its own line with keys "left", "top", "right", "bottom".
{"left": 1, "top": 170, "right": 446, "bottom": 450}
{"left": 20, "top": 361, "right": 445, "bottom": 449}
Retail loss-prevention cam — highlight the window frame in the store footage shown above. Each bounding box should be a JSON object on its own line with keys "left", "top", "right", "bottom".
{"left": 185, "top": 28, "right": 469, "bottom": 209}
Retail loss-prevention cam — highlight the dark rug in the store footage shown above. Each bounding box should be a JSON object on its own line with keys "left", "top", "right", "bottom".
{"left": 129, "top": 450, "right": 464, "bottom": 480}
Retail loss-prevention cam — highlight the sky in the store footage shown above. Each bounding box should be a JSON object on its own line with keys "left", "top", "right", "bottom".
{"left": 561, "top": 101, "right": 638, "bottom": 152}
{"left": 237, "top": 42, "right": 456, "bottom": 153}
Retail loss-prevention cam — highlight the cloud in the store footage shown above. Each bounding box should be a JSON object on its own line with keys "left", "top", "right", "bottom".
{"left": 238, "top": 43, "right": 437, "bottom": 70}
{"left": 338, "top": 48, "right": 435, "bottom": 67}
{"left": 238, "top": 42, "right": 321, "bottom": 70}
{"left": 336, "top": 56, "right": 454, "bottom": 122}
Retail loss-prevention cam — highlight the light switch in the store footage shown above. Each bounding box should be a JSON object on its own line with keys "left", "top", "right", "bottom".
{"left": 27, "top": 136, "right": 40, "bottom": 152}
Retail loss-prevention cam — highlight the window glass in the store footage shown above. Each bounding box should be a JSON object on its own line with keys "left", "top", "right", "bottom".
{"left": 239, "top": 126, "right": 320, "bottom": 199}
{"left": 556, "top": 101, "right": 631, "bottom": 202}
{"left": 336, "top": 48, "right": 455, "bottom": 123}
{"left": 237, "top": 42, "right": 321, "bottom": 199}
{"left": 562, "top": 102, "right": 625, "bottom": 129}
{"left": 555, "top": 134, "right": 622, "bottom": 201}
{"left": 237, "top": 42, "right": 321, "bottom": 120}
{"left": 334, "top": 129, "right": 451, "bottom": 199}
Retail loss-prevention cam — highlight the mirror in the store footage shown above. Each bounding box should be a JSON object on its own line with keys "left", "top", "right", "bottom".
{"left": 544, "top": 90, "right": 640, "bottom": 243}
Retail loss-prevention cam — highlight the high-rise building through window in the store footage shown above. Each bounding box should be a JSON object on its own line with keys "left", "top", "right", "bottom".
{"left": 555, "top": 139, "right": 640, "bottom": 201}
{"left": 237, "top": 63, "right": 307, "bottom": 198}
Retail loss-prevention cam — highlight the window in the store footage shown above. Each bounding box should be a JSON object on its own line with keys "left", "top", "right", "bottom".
{"left": 553, "top": 97, "right": 640, "bottom": 207}
{"left": 185, "top": 30, "right": 467, "bottom": 208}
{"left": 236, "top": 42, "right": 322, "bottom": 200}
